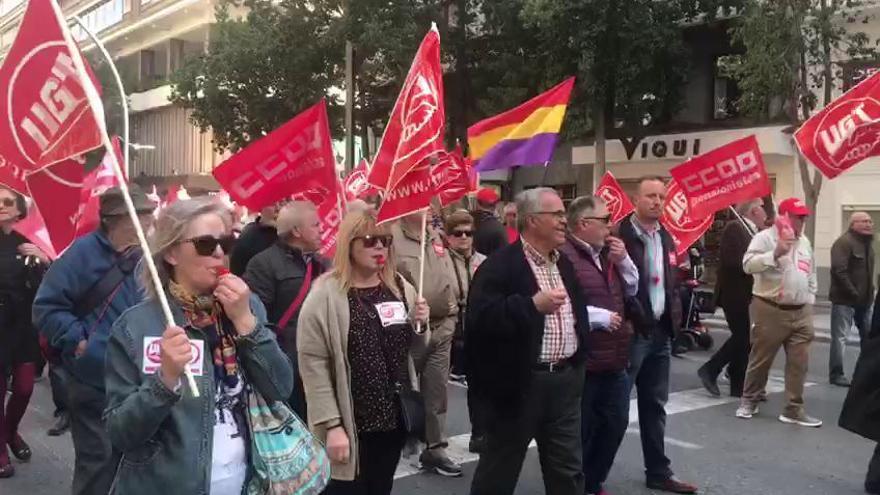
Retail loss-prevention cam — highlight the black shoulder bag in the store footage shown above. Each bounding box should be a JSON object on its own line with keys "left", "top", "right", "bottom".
{"left": 393, "top": 274, "right": 427, "bottom": 440}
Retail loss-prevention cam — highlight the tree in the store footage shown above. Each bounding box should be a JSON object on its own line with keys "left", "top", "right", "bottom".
{"left": 169, "top": 0, "right": 342, "bottom": 153}
{"left": 728, "top": 0, "right": 878, "bottom": 242}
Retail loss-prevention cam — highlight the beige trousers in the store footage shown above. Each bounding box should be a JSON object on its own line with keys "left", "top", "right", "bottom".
{"left": 411, "top": 316, "right": 456, "bottom": 449}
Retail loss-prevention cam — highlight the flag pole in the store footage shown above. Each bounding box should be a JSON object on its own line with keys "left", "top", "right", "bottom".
{"left": 69, "top": 16, "right": 130, "bottom": 178}
{"left": 540, "top": 161, "right": 551, "bottom": 186}
{"left": 415, "top": 208, "right": 428, "bottom": 335}
{"left": 51, "top": 0, "right": 199, "bottom": 397}
{"left": 727, "top": 205, "right": 756, "bottom": 237}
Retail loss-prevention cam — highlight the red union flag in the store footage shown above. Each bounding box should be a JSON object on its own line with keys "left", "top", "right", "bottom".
{"left": 291, "top": 177, "right": 344, "bottom": 258}
{"left": 594, "top": 172, "right": 634, "bottom": 224}
{"left": 795, "top": 70, "right": 880, "bottom": 178}
{"left": 75, "top": 137, "right": 125, "bottom": 236}
{"left": 213, "top": 99, "right": 336, "bottom": 211}
{"left": 669, "top": 135, "right": 771, "bottom": 219}
{"left": 344, "top": 159, "right": 378, "bottom": 201}
{"left": 25, "top": 157, "right": 87, "bottom": 254}
{"left": 436, "top": 146, "right": 476, "bottom": 207}
{"left": 13, "top": 203, "right": 57, "bottom": 260}
{"left": 367, "top": 24, "right": 445, "bottom": 193}
{"left": 0, "top": 0, "right": 103, "bottom": 178}
{"left": 661, "top": 179, "right": 714, "bottom": 256}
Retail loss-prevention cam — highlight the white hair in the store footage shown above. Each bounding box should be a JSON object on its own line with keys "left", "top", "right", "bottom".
{"left": 515, "top": 187, "right": 558, "bottom": 232}
{"left": 275, "top": 201, "right": 316, "bottom": 238}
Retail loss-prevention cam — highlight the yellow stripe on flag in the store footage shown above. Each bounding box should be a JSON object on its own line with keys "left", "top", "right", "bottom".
{"left": 469, "top": 104, "right": 568, "bottom": 159}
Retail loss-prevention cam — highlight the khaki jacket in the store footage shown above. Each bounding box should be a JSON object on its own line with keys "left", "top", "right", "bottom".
{"left": 392, "top": 223, "right": 458, "bottom": 319}
{"left": 296, "top": 272, "right": 424, "bottom": 481}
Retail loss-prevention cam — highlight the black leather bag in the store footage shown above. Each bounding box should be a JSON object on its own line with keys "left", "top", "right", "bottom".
{"left": 397, "top": 387, "right": 426, "bottom": 440}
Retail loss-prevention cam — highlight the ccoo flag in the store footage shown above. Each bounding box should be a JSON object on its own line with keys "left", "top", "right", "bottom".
{"left": 468, "top": 77, "right": 575, "bottom": 172}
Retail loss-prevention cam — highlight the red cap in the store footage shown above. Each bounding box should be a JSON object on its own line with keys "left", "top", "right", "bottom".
{"left": 778, "top": 197, "right": 811, "bottom": 217}
{"left": 476, "top": 187, "right": 500, "bottom": 205}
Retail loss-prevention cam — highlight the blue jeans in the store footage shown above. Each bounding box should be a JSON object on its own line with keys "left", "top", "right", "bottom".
{"left": 626, "top": 330, "right": 673, "bottom": 482}
{"left": 829, "top": 304, "right": 871, "bottom": 380}
{"left": 582, "top": 370, "right": 630, "bottom": 493}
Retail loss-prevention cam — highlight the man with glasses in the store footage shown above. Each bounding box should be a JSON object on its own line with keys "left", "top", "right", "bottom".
{"left": 468, "top": 187, "right": 590, "bottom": 495}
{"left": 392, "top": 211, "right": 462, "bottom": 477}
{"left": 559, "top": 196, "right": 639, "bottom": 495}
{"left": 34, "top": 186, "right": 155, "bottom": 495}
{"left": 618, "top": 177, "right": 697, "bottom": 494}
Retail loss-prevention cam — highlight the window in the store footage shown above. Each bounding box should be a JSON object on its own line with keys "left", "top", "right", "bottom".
{"left": 713, "top": 55, "right": 741, "bottom": 120}
{"left": 71, "top": 0, "right": 125, "bottom": 41}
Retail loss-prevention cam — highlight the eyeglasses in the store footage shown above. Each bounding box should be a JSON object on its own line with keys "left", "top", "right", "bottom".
{"left": 182, "top": 235, "right": 237, "bottom": 256}
{"left": 450, "top": 230, "right": 474, "bottom": 238}
{"left": 582, "top": 215, "right": 612, "bottom": 225}
{"left": 0, "top": 198, "right": 15, "bottom": 208}
{"left": 353, "top": 234, "right": 392, "bottom": 249}
{"left": 534, "top": 211, "right": 566, "bottom": 220}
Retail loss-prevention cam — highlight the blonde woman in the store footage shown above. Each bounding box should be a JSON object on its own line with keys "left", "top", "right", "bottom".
{"left": 297, "top": 211, "right": 429, "bottom": 495}
{"left": 103, "top": 198, "right": 293, "bottom": 494}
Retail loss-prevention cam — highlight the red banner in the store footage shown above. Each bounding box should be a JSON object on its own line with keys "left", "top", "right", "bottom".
{"left": 74, "top": 137, "right": 125, "bottom": 236}
{"left": 660, "top": 179, "right": 714, "bottom": 256}
{"left": 343, "top": 159, "right": 378, "bottom": 201}
{"left": 795, "top": 70, "right": 880, "bottom": 179}
{"left": 437, "top": 146, "right": 476, "bottom": 207}
{"left": 13, "top": 203, "right": 58, "bottom": 260}
{"left": 367, "top": 25, "right": 445, "bottom": 192}
{"left": 213, "top": 99, "right": 337, "bottom": 211}
{"left": 290, "top": 177, "right": 343, "bottom": 258}
{"left": 669, "top": 135, "right": 770, "bottom": 219}
{"left": 594, "top": 172, "right": 634, "bottom": 224}
{"left": 0, "top": 0, "right": 103, "bottom": 179}
{"left": 25, "top": 158, "right": 87, "bottom": 254}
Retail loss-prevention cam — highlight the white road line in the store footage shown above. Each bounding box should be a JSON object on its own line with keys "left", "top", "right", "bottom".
{"left": 397, "top": 375, "right": 815, "bottom": 479}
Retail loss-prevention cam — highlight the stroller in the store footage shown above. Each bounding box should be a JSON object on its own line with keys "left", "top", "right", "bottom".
{"left": 673, "top": 245, "right": 715, "bottom": 355}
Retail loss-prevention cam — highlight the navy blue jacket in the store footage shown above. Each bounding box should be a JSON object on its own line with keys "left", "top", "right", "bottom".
{"left": 33, "top": 230, "right": 144, "bottom": 391}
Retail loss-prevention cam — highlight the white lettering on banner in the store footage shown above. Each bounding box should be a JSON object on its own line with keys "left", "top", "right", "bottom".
{"left": 687, "top": 171, "right": 763, "bottom": 208}
{"left": 229, "top": 122, "right": 325, "bottom": 199}
{"left": 19, "top": 52, "right": 83, "bottom": 153}
{"left": 681, "top": 151, "right": 759, "bottom": 194}
{"left": 384, "top": 168, "right": 448, "bottom": 201}
{"left": 0, "top": 155, "right": 26, "bottom": 183}
{"left": 666, "top": 190, "right": 688, "bottom": 226}
{"left": 819, "top": 102, "right": 879, "bottom": 155}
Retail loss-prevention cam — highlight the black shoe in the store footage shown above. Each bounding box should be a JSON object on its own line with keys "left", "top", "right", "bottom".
{"left": 830, "top": 376, "right": 851, "bottom": 387}
{"left": 468, "top": 435, "right": 486, "bottom": 454}
{"left": 8, "top": 435, "right": 31, "bottom": 462}
{"left": 698, "top": 365, "right": 721, "bottom": 397}
{"left": 47, "top": 412, "right": 70, "bottom": 437}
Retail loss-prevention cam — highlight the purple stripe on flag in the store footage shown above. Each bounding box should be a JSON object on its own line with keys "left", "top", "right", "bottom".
{"left": 472, "top": 133, "right": 560, "bottom": 172}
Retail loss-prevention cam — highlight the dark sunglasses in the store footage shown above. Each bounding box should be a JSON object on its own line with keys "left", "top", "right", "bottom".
{"left": 183, "top": 235, "right": 236, "bottom": 256}
{"left": 353, "top": 234, "right": 392, "bottom": 249}
{"left": 450, "top": 230, "right": 474, "bottom": 238}
{"left": 0, "top": 198, "right": 15, "bottom": 208}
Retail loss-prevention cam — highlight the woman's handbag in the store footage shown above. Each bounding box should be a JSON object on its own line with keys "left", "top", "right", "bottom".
{"left": 397, "top": 386, "right": 426, "bottom": 440}
{"left": 245, "top": 386, "right": 331, "bottom": 495}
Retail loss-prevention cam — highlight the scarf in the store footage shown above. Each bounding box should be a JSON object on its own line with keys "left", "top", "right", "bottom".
{"left": 168, "top": 281, "right": 239, "bottom": 388}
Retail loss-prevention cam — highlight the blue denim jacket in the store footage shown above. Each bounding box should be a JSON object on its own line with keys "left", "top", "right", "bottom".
{"left": 104, "top": 293, "right": 294, "bottom": 494}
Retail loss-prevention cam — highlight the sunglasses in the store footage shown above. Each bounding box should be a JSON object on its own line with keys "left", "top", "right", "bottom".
{"left": 183, "top": 235, "right": 237, "bottom": 256}
{"left": 354, "top": 234, "right": 392, "bottom": 249}
{"left": 450, "top": 230, "right": 474, "bottom": 238}
{"left": 0, "top": 198, "right": 15, "bottom": 208}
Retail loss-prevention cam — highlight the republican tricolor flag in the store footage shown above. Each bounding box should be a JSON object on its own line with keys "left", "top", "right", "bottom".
{"left": 468, "top": 77, "right": 575, "bottom": 172}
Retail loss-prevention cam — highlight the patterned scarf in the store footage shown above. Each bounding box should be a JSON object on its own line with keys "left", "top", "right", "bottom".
{"left": 168, "top": 281, "right": 239, "bottom": 387}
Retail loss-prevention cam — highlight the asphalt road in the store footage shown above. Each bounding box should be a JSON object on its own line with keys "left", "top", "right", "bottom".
{"left": 6, "top": 305, "right": 875, "bottom": 495}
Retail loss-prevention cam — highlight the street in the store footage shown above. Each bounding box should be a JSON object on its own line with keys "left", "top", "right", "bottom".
{"left": 6, "top": 304, "right": 874, "bottom": 495}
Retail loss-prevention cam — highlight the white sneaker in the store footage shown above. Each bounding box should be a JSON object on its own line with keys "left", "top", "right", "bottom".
{"left": 736, "top": 403, "right": 759, "bottom": 419}
{"left": 778, "top": 412, "right": 823, "bottom": 428}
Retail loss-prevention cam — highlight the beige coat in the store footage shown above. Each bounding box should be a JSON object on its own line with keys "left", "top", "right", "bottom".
{"left": 296, "top": 272, "right": 424, "bottom": 481}
{"left": 392, "top": 222, "right": 458, "bottom": 319}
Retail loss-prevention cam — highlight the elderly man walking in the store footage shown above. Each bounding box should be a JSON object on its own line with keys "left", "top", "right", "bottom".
{"left": 736, "top": 198, "right": 821, "bottom": 427}
{"left": 467, "top": 187, "right": 590, "bottom": 495}
{"left": 828, "top": 212, "right": 875, "bottom": 387}
{"left": 559, "top": 196, "right": 639, "bottom": 495}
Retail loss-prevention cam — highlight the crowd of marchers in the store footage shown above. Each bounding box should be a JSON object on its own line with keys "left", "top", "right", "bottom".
{"left": 1, "top": 177, "right": 880, "bottom": 495}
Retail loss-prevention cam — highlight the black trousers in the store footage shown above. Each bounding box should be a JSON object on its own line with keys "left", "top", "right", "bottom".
{"left": 48, "top": 362, "right": 68, "bottom": 414}
{"left": 867, "top": 443, "right": 880, "bottom": 493}
{"left": 470, "top": 364, "right": 585, "bottom": 495}
{"left": 67, "top": 377, "right": 120, "bottom": 495}
{"left": 324, "top": 429, "right": 406, "bottom": 495}
{"left": 704, "top": 302, "right": 751, "bottom": 396}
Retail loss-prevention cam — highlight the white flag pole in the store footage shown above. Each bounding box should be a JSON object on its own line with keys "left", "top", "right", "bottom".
{"left": 49, "top": 0, "right": 199, "bottom": 397}
{"left": 415, "top": 208, "right": 428, "bottom": 335}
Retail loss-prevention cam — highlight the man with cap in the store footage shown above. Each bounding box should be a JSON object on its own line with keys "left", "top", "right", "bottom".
{"left": 472, "top": 187, "right": 507, "bottom": 256}
{"left": 736, "top": 197, "right": 821, "bottom": 427}
{"left": 34, "top": 185, "right": 155, "bottom": 495}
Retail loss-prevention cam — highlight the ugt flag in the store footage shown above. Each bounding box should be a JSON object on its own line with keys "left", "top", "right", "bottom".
{"left": 367, "top": 24, "right": 445, "bottom": 193}
{"left": 795, "top": 70, "right": 880, "bottom": 179}
{"left": 661, "top": 179, "right": 714, "bottom": 256}
{"left": 594, "top": 172, "right": 634, "bottom": 225}
{"left": 669, "top": 135, "right": 771, "bottom": 219}
{"left": 0, "top": 0, "right": 104, "bottom": 196}
{"left": 213, "top": 99, "right": 337, "bottom": 211}
{"left": 25, "top": 157, "right": 88, "bottom": 254}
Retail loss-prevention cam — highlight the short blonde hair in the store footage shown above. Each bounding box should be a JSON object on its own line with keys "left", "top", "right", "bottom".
{"left": 331, "top": 211, "right": 400, "bottom": 296}
{"left": 275, "top": 201, "right": 316, "bottom": 238}
{"left": 142, "top": 198, "right": 232, "bottom": 299}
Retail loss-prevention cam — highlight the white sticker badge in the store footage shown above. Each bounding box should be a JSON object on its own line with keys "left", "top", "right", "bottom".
{"left": 374, "top": 301, "right": 408, "bottom": 328}
{"left": 143, "top": 336, "right": 205, "bottom": 376}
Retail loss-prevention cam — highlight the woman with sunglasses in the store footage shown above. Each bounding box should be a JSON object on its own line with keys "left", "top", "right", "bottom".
{"left": 298, "top": 211, "right": 429, "bottom": 495}
{"left": 104, "top": 198, "right": 293, "bottom": 495}
{"left": 0, "top": 186, "right": 49, "bottom": 478}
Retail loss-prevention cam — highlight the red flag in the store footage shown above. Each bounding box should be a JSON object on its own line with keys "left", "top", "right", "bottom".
{"left": 376, "top": 151, "right": 470, "bottom": 224}
{"left": 290, "top": 176, "right": 344, "bottom": 258}
{"left": 75, "top": 137, "right": 125, "bottom": 236}
{"left": 436, "top": 146, "right": 476, "bottom": 207}
{"left": 13, "top": 203, "right": 57, "bottom": 260}
{"left": 213, "top": 100, "right": 336, "bottom": 211}
{"left": 344, "top": 159, "right": 378, "bottom": 201}
{"left": 594, "top": 172, "right": 634, "bottom": 224}
{"left": 0, "top": 0, "right": 103, "bottom": 177}
{"left": 367, "top": 25, "right": 445, "bottom": 193}
{"left": 661, "top": 179, "right": 713, "bottom": 256}
{"left": 669, "top": 135, "right": 771, "bottom": 219}
{"left": 25, "top": 158, "right": 87, "bottom": 254}
{"left": 795, "top": 71, "right": 880, "bottom": 179}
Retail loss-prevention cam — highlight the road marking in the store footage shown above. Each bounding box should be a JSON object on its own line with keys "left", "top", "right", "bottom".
{"left": 397, "top": 375, "right": 815, "bottom": 479}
